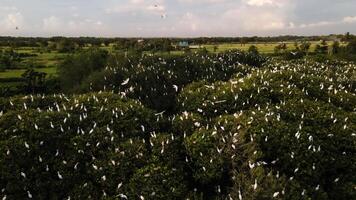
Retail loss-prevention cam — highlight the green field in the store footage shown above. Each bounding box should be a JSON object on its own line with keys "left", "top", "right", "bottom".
{"left": 0, "top": 67, "right": 57, "bottom": 79}
{"left": 203, "top": 41, "right": 338, "bottom": 53}
{"left": 0, "top": 46, "right": 64, "bottom": 82}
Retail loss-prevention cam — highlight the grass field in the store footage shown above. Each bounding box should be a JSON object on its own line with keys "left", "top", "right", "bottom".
{"left": 0, "top": 67, "right": 57, "bottom": 79}
{"left": 203, "top": 41, "right": 338, "bottom": 53}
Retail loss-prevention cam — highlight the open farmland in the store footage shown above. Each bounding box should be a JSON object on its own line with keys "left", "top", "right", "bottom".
{"left": 0, "top": 40, "right": 342, "bottom": 82}
{"left": 203, "top": 41, "right": 339, "bottom": 53}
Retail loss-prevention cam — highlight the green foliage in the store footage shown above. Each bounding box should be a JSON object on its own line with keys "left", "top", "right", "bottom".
{"left": 331, "top": 41, "right": 340, "bottom": 54}
{"left": 0, "top": 93, "right": 155, "bottom": 199}
{"left": 185, "top": 128, "right": 226, "bottom": 184}
{"left": 128, "top": 164, "right": 188, "bottom": 199}
{"left": 248, "top": 45, "right": 259, "bottom": 55}
{"left": 0, "top": 49, "right": 22, "bottom": 69}
{"left": 58, "top": 48, "right": 109, "bottom": 91}
{"left": 178, "top": 59, "right": 356, "bottom": 199}
{"left": 283, "top": 51, "right": 305, "bottom": 60}
{"left": 229, "top": 99, "right": 356, "bottom": 200}
{"left": 315, "top": 44, "right": 328, "bottom": 54}
{"left": 172, "top": 112, "right": 205, "bottom": 136}
{"left": 75, "top": 50, "right": 266, "bottom": 112}
{"left": 274, "top": 43, "right": 287, "bottom": 54}
{"left": 300, "top": 41, "right": 311, "bottom": 53}
{"left": 56, "top": 39, "right": 77, "bottom": 53}
{"left": 21, "top": 69, "right": 47, "bottom": 93}
{"left": 0, "top": 54, "right": 355, "bottom": 200}
{"left": 346, "top": 39, "right": 356, "bottom": 54}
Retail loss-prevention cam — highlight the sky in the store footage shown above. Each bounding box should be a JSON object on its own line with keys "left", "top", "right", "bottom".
{"left": 1, "top": 0, "right": 356, "bottom": 37}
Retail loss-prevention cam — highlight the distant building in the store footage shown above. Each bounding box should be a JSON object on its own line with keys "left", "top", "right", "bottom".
{"left": 178, "top": 41, "right": 189, "bottom": 47}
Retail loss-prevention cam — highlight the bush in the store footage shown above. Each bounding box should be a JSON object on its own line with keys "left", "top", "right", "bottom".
{"left": 58, "top": 48, "right": 109, "bottom": 91}
{"left": 283, "top": 51, "right": 305, "bottom": 60}
{"left": 0, "top": 93, "right": 155, "bottom": 199}
{"left": 1, "top": 57, "right": 355, "bottom": 199}
{"left": 128, "top": 164, "right": 188, "bottom": 199}
{"left": 229, "top": 99, "right": 356, "bottom": 199}
{"left": 177, "top": 59, "right": 356, "bottom": 199}
{"left": 74, "top": 51, "right": 267, "bottom": 112}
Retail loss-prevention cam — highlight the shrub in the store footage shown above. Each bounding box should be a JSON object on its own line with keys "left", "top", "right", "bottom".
{"left": 128, "top": 164, "right": 188, "bottom": 199}
{"left": 0, "top": 93, "right": 155, "bottom": 199}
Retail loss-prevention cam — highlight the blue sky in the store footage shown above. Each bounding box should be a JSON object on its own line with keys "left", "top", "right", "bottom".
{"left": 1, "top": 0, "right": 356, "bottom": 37}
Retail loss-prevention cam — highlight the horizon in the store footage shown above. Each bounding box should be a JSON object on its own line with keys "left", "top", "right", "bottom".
{"left": 0, "top": 33, "right": 353, "bottom": 39}
{"left": 1, "top": 0, "right": 356, "bottom": 37}
{"left": 0, "top": 34, "right": 352, "bottom": 39}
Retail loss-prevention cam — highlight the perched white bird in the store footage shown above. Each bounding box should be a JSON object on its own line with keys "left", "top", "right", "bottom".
{"left": 253, "top": 179, "right": 258, "bottom": 190}
{"left": 155, "top": 110, "right": 166, "bottom": 116}
{"left": 118, "top": 194, "right": 127, "bottom": 199}
{"left": 315, "top": 185, "right": 320, "bottom": 191}
{"left": 273, "top": 192, "right": 279, "bottom": 198}
{"left": 121, "top": 78, "right": 130, "bottom": 86}
{"left": 74, "top": 162, "right": 79, "bottom": 170}
{"left": 57, "top": 171, "right": 63, "bottom": 179}
{"left": 173, "top": 85, "right": 178, "bottom": 92}
{"left": 117, "top": 182, "right": 123, "bottom": 190}
{"left": 238, "top": 189, "right": 242, "bottom": 200}
{"left": 27, "top": 191, "right": 32, "bottom": 199}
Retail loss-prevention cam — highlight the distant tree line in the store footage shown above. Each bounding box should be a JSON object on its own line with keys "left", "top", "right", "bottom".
{"left": 1, "top": 33, "right": 355, "bottom": 47}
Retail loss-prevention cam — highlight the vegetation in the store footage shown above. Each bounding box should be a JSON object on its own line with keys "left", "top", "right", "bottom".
{"left": 0, "top": 34, "right": 356, "bottom": 199}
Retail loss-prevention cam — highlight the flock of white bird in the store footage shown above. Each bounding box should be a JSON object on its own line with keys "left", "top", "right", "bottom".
{"left": 0, "top": 54, "right": 355, "bottom": 199}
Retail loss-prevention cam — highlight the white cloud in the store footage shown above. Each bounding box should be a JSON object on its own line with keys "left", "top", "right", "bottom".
{"left": 0, "top": 12, "right": 24, "bottom": 30}
{"left": 43, "top": 16, "right": 63, "bottom": 31}
{"left": 106, "top": 0, "right": 166, "bottom": 15}
{"left": 297, "top": 16, "right": 356, "bottom": 29}
{"left": 130, "top": 0, "right": 145, "bottom": 4}
{"left": 178, "top": 0, "right": 226, "bottom": 3}
{"left": 223, "top": 8, "right": 287, "bottom": 31}
{"left": 0, "top": 6, "right": 25, "bottom": 35}
{"left": 0, "top": 6, "right": 18, "bottom": 11}
{"left": 42, "top": 16, "right": 106, "bottom": 36}
{"left": 299, "top": 21, "right": 335, "bottom": 28}
{"left": 179, "top": 12, "right": 199, "bottom": 31}
{"left": 244, "top": 0, "right": 288, "bottom": 7}
{"left": 146, "top": 5, "right": 165, "bottom": 12}
{"left": 343, "top": 16, "right": 356, "bottom": 23}
{"left": 1, "top": 0, "right": 356, "bottom": 37}
{"left": 245, "top": 0, "right": 273, "bottom": 6}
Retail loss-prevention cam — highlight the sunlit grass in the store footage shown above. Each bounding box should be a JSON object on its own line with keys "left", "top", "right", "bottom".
{"left": 0, "top": 67, "right": 57, "bottom": 79}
